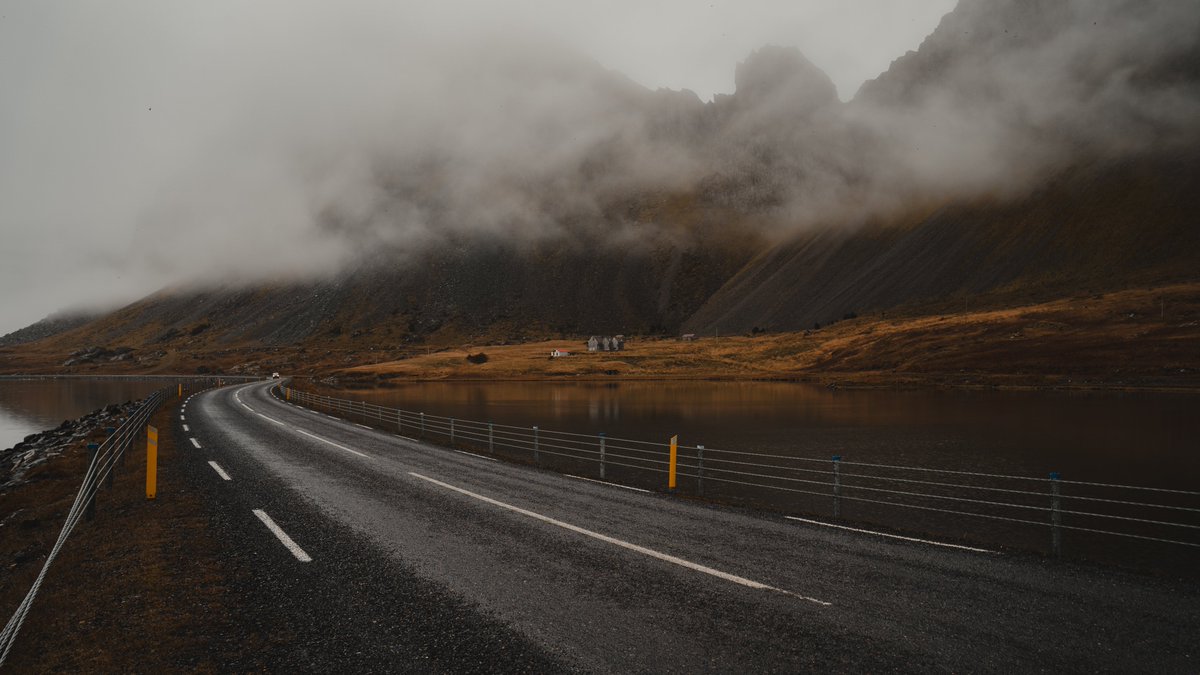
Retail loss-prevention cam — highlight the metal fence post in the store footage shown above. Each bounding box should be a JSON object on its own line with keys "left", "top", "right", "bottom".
{"left": 420, "top": 412, "right": 425, "bottom": 439}
{"left": 1050, "top": 471, "right": 1062, "bottom": 556}
{"left": 599, "top": 433, "right": 606, "bottom": 479}
{"left": 489, "top": 422, "right": 494, "bottom": 453}
{"left": 397, "top": 410, "right": 402, "bottom": 434}
{"left": 533, "top": 426, "right": 539, "bottom": 464}
{"left": 832, "top": 455, "right": 842, "bottom": 518}
{"left": 86, "top": 442, "right": 99, "bottom": 521}
{"left": 696, "top": 445, "right": 705, "bottom": 496}
{"left": 450, "top": 418, "right": 456, "bottom": 444}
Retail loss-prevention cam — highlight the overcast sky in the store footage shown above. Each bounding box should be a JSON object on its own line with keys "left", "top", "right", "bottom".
{"left": 0, "top": 0, "right": 956, "bottom": 336}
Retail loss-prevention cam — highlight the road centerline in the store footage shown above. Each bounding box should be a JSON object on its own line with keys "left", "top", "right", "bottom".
{"left": 254, "top": 411, "right": 286, "bottom": 426}
{"left": 294, "top": 428, "right": 371, "bottom": 459}
{"left": 208, "top": 461, "right": 232, "bottom": 481}
{"left": 190, "top": 437, "right": 201, "bottom": 449}
{"left": 408, "top": 471, "right": 830, "bottom": 606}
{"left": 252, "top": 509, "right": 312, "bottom": 562}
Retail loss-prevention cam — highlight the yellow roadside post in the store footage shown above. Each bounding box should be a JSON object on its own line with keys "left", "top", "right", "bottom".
{"left": 178, "top": 383, "right": 182, "bottom": 398}
{"left": 286, "top": 387, "right": 291, "bottom": 401}
{"left": 146, "top": 426, "right": 158, "bottom": 500}
{"left": 669, "top": 435, "right": 678, "bottom": 491}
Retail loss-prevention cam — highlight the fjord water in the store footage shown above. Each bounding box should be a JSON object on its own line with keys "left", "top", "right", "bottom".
{"left": 353, "top": 381, "right": 1199, "bottom": 568}
{"left": 355, "top": 381, "right": 1199, "bottom": 489}
{"left": 0, "top": 379, "right": 163, "bottom": 451}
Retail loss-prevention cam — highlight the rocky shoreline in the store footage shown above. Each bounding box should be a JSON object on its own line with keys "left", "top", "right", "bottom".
{"left": 1, "top": 401, "right": 140, "bottom": 492}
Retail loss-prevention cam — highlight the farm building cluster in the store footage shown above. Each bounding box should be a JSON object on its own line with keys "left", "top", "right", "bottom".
{"left": 587, "top": 335, "right": 625, "bottom": 352}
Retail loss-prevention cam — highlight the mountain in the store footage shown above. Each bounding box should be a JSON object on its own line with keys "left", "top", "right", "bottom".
{"left": 2, "top": 0, "right": 1198, "bottom": 375}
{"left": 0, "top": 311, "right": 99, "bottom": 347}
{"left": 684, "top": 151, "right": 1200, "bottom": 333}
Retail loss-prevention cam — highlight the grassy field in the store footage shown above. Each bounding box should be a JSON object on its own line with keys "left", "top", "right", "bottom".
{"left": 333, "top": 283, "right": 1200, "bottom": 391}
{"left": 3, "top": 282, "right": 1198, "bottom": 391}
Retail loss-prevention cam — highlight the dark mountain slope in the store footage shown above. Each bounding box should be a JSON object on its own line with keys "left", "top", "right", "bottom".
{"left": 683, "top": 152, "right": 1200, "bottom": 333}
{"left": 27, "top": 213, "right": 763, "bottom": 360}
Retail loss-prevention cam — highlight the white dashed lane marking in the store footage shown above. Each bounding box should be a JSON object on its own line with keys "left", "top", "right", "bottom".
{"left": 252, "top": 509, "right": 312, "bottom": 562}
{"left": 208, "top": 461, "right": 231, "bottom": 481}
{"left": 294, "top": 428, "right": 370, "bottom": 459}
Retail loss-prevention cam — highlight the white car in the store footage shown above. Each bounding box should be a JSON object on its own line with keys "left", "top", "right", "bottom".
{"left": 271, "top": 372, "right": 281, "bottom": 379}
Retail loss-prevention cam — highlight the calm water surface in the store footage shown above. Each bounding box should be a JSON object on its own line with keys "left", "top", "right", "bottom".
{"left": 4, "top": 378, "right": 1193, "bottom": 489}
{"left": 356, "top": 381, "right": 1199, "bottom": 488}
{"left": 0, "top": 379, "right": 163, "bottom": 450}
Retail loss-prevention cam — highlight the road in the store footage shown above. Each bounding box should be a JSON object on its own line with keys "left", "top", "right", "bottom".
{"left": 177, "top": 381, "right": 1198, "bottom": 672}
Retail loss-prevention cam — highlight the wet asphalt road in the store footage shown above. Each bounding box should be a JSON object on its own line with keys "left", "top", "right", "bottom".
{"left": 177, "top": 381, "right": 1199, "bottom": 673}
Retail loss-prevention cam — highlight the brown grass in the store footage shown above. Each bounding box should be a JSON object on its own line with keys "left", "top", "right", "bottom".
{"left": 0, "top": 405, "right": 240, "bottom": 672}
{"left": 335, "top": 282, "right": 1200, "bottom": 391}
{"left": 3, "top": 282, "right": 1198, "bottom": 392}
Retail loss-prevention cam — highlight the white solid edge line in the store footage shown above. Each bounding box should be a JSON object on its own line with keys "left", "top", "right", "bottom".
{"left": 294, "top": 428, "right": 370, "bottom": 458}
{"left": 356, "top": 423, "right": 373, "bottom": 431}
{"left": 190, "top": 437, "right": 201, "bottom": 449}
{"left": 453, "top": 449, "right": 499, "bottom": 462}
{"left": 566, "top": 474, "right": 651, "bottom": 493}
{"left": 208, "top": 461, "right": 232, "bottom": 481}
{"left": 785, "top": 516, "right": 997, "bottom": 554}
{"left": 252, "top": 509, "right": 312, "bottom": 562}
{"left": 183, "top": 424, "right": 190, "bottom": 432}
{"left": 408, "top": 472, "right": 829, "bottom": 606}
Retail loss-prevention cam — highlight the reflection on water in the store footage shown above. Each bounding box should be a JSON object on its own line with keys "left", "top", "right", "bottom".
{"left": 0, "top": 380, "right": 163, "bottom": 450}
{"left": 357, "top": 381, "right": 1199, "bottom": 488}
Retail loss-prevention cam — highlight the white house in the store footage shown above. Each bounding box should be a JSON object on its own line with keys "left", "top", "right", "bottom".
{"left": 551, "top": 349, "right": 571, "bottom": 358}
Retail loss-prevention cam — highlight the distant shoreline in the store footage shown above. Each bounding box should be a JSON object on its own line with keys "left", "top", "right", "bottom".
{"left": 3, "top": 283, "right": 1198, "bottom": 394}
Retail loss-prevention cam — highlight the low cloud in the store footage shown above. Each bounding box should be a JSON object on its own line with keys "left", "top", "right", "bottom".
{"left": 1, "top": 0, "right": 1196, "bottom": 333}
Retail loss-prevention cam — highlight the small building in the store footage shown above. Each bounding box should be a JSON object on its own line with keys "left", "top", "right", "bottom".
{"left": 681, "top": 333, "right": 697, "bottom": 342}
{"left": 551, "top": 349, "right": 571, "bottom": 358}
{"left": 587, "top": 335, "right": 626, "bottom": 352}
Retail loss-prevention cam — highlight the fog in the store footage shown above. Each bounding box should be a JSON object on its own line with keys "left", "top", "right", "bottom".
{"left": 1, "top": 0, "right": 1196, "bottom": 336}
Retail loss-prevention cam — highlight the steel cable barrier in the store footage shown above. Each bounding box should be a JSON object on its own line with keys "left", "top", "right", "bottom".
{"left": 0, "top": 388, "right": 169, "bottom": 666}
{"left": 280, "top": 387, "right": 1200, "bottom": 559}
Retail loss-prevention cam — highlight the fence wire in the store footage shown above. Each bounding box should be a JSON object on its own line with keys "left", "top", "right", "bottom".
{"left": 281, "top": 387, "right": 1200, "bottom": 554}
{"left": 0, "top": 388, "right": 170, "bottom": 666}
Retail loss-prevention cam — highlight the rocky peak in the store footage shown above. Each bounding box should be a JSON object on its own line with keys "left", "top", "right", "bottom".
{"left": 732, "top": 45, "right": 840, "bottom": 115}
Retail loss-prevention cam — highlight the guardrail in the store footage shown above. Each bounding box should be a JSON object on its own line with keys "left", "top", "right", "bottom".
{"left": 0, "top": 388, "right": 171, "bottom": 665}
{"left": 280, "top": 386, "right": 1200, "bottom": 558}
